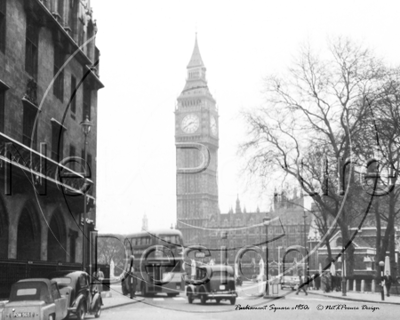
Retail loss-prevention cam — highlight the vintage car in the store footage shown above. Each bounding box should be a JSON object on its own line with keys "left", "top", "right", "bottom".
{"left": 185, "top": 265, "right": 237, "bottom": 305}
{"left": 49, "top": 270, "right": 102, "bottom": 319}
{"left": 0, "top": 278, "right": 68, "bottom": 320}
{"left": 280, "top": 275, "right": 300, "bottom": 290}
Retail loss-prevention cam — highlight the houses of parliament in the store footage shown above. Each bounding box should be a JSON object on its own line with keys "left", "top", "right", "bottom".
{"left": 175, "top": 36, "right": 313, "bottom": 271}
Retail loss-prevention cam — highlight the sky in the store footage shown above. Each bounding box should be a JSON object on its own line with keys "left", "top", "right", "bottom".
{"left": 92, "top": 0, "right": 400, "bottom": 234}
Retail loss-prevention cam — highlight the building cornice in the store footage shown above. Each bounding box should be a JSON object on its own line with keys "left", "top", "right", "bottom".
{"left": 25, "top": 0, "right": 92, "bottom": 66}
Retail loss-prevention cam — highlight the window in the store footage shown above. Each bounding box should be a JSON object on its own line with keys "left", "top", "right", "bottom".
{"left": 51, "top": 121, "right": 65, "bottom": 161}
{"left": 87, "top": 153, "right": 92, "bottom": 172}
{"left": 25, "top": 19, "right": 38, "bottom": 79}
{"left": 57, "top": 0, "right": 64, "bottom": 21}
{"left": 69, "top": 145, "right": 75, "bottom": 170}
{"left": 83, "top": 84, "right": 91, "bottom": 120}
{"left": 70, "top": 75, "right": 76, "bottom": 116}
{"left": 0, "top": 90, "right": 4, "bottom": 132}
{"left": 70, "top": 234, "right": 76, "bottom": 263}
{"left": 54, "top": 45, "right": 64, "bottom": 101}
{"left": 0, "top": 0, "right": 6, "bottom": 53}
{"left": 51, "top": 283, "right": 61, "bottom": 300}
{"left": 22, "top": 105, "right": 37, "bottom": 148}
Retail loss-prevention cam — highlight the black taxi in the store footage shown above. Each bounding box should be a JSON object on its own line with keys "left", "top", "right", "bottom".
{"left": 185, "top": 264, "right": 237, "bottom": 305}
{"left": 49, "top": 270, "right": 102, "bottom": 319}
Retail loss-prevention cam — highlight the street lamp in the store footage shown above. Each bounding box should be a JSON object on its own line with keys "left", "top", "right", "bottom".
{"left": 221, "top": 231, "right": 228, "bottom": 266}
{"left": 278, "top": 246, "right": 283, "bottom": 275}
{"left": 80, "top": 116, "right": 91, "bottom": 274}
{"left": 263, "top": 217, "right": 270, "bottom": 298}
{"left": 379, "top": 260, "right": 385, "bottom": 301}
{"left": 341, "top": 247, "right": 346, "bottom": 296}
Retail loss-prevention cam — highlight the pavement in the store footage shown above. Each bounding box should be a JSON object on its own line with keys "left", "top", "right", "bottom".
{"left": 98, "top": 285, "right": 400, "bottom": 311}
{"left": 308, "top": 288, "right": 400, "bottom": 305}
{"left": 101, "top": 291, "right": 145, "bottom": 310}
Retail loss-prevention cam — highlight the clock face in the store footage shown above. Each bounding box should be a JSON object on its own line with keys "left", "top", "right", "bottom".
{"left": 210, "top": 115, "right": 217, "bottom": 136}
{"left": 181, "top": 114, "right": 200, "bottom": 134}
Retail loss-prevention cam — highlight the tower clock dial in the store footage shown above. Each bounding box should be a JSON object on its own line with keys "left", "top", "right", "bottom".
{"left": 210, "top": 115, "right": 217, "bottom": 136}
{"left": 181, "top": 114, "right": 200, "bottom": 134}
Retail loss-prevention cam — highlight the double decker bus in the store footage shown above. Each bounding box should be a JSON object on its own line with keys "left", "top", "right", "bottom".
{"left": 122, "top": 229, "right": 184, "bottom": 297}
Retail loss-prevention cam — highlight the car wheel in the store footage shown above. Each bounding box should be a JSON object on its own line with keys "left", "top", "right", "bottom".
{"left": 216, "top": 298, "right": 221, "bottom": 304}
{"left": 200, "top": 294, "right": 207, "bottom": 305}
{"left": 76, "top": 303, "right": 86, "bottom": 320}
{"left": 230, "top": 298, "right": 236, "bottom": 305}
{"left": 48, "top": 314, "right": 55, "bottom": 320}
{"left": 95, "top": 301, "right": 102, "bottom": 318}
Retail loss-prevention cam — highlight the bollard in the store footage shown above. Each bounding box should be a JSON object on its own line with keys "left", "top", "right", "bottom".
{"left": 371, "top": 279, "right": 375, "bottom": 293}
{"left": 361, "top": 280, "right": 365, "bottom": 293}
{"left": 353, "top": 279, "right": 357, "bottom": 292}
{"left": 346, "top": 279, "right": 349, "bottom": 292}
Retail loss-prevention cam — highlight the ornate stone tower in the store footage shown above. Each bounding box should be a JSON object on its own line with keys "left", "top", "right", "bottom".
{"left": 175, "top": 35, "right": 219, "bottom": 245}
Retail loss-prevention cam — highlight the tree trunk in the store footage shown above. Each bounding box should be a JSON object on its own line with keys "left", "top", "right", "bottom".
{"left": 388, "top": 192, "right": 396, "bottom": 276}
{"left": 324, "top": 237, "right": 332, "bottom": 269}
{"left": 375, "top": 197, "right": 382, "bottom": 278}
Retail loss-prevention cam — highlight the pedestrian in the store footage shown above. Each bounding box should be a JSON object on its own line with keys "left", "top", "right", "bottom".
{"left": 93, "top": 267, "right": 104, "bottom": 293}
{"left": 296, "top": 274, "right": 308, "bottom": 295}
{"left": 383, "top": 271, "right": 393, "bottom": 297}
{"left": 321, "top": 271, "right": 329, "bottom": 293}
{"left": 314, "top": 272, "right": 321, "bottom": 290}
{"left": 326, "top": 271, "right": 332, "bottom": 292}
{"left": 128, "top": 255, "right": 136, "bottom": 299}
{"left": 331, "top": 273, "right": 336, "bottom": 291}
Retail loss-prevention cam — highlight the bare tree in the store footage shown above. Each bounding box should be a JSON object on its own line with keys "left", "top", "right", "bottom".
{"left": 241, "top": 38, "right": 395, "bottom": 276}
{"left": 97, "top": 235, "right": 126, "bottom": 276}
{"left": 363, "top": 77, "right": 400, "bottom": 275}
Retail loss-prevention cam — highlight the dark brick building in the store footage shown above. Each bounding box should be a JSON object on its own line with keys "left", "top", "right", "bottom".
{"left": 0, "top": 0, "right": 103, "bottom": 297}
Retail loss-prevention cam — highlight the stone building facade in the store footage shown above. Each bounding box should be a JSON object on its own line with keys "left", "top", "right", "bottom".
{"left": 174, "top": 37, "right": 312, "bottom": 272}
{"left": 175, "top": 35, "right": 219, "bottom": 246}
{"left": 202, "top": 193, "right": 312, "bottom": 275}
{"left": 0, "top": 0, "right": 102, "bottom": 297}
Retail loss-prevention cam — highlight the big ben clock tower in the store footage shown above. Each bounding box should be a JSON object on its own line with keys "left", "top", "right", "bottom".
{"left": 175, "top": 35, "right": 219, "bottom": 245}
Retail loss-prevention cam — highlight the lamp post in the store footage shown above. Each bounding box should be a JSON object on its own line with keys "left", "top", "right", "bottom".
{"left": 80, "top": 116, "right": 91, "bottom": 273}
{"left": 221, "top": 231, "right": 228, "bottom": 266}
{"left": 278, "top": 246, "right": 283, "bottom": 275}
{"left": 379, "top": 260, "right": 385, "bottom": 301}
{"left": 341, "top": 247, "right": 346, "bottom": 296}
{"left": 263, "top": 217, "right": 270, "bottom": 298}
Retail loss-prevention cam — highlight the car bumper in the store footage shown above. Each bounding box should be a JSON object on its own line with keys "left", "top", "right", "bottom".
{"left": 207, "top": 292, "right": 237, "bottom": 298}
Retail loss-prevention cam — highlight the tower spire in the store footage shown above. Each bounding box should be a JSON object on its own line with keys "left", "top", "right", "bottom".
{"left": 187, "top": 34, "right": 205, "bottom": 69}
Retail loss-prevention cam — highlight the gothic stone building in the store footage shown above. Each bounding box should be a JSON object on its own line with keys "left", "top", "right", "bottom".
{"left": 0, "top": 0, "right": 102, "bottom": 297}
{"left": 175, "top": 36, "right": 219, "bottom": 246}
{"left": 175, "top": 37, "right": 312, "bottom": 272}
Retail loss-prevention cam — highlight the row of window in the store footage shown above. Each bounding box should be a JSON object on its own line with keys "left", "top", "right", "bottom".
{"left": 0, "top": 86, "right": 92, "bottom": 170}
{"left": 0, "top": 0, "right": 5, "bottom": 53}
{"left": 1, "top": 1, "right": 92, "bottom": 118}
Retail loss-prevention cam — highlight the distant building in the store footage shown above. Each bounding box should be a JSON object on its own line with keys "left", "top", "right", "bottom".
{"left": 203, "top": 193, "right": 311, "bottom": 275}
{"left": 142, "top": 214, "right": 148, "bottom": 231}
{"left": 0, "top": 0, "right": 103, "bottom": 298}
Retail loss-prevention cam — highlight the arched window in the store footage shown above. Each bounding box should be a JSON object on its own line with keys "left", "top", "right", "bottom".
{"left": 17, "top": 208, "right": 40, "bottom": 260}
{"left": 47, "top": 211, "right": 67, "bottom": 262}
{"left": 0, "top": 197, "right": 8, "bottom": 258}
